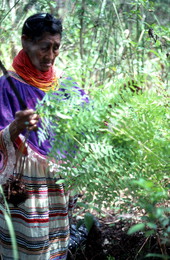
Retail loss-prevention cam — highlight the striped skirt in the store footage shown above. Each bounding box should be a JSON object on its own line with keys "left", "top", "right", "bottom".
{"left": 0, "top": 142, "right": 74, "bottom": 260}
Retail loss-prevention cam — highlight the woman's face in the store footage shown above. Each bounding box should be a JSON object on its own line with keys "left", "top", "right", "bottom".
{"left": 23, "top": 32, "right": 61, "bottom": 72}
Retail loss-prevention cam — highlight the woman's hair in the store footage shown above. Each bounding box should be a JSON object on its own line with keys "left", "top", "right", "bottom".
{"left": 22, "top": 13, "right": 62, "bottom": 41}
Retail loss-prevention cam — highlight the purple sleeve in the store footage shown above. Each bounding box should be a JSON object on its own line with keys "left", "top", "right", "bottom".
{"left": 59, "top": 76, "right": 89, "bottom": 103}
{"left": 0, "top": 76, "right": 19, "bottom": 131}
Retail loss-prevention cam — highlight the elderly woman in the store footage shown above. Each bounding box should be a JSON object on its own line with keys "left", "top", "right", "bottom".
{"left": 0, "top": 13, "right": 86, "bottom": 260}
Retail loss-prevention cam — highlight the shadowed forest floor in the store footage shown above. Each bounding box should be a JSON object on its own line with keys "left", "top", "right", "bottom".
{"left": 67, "top": 209, "right": 170, "bottom": 260}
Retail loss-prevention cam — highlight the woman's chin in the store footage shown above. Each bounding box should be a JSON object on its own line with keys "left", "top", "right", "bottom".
{"left": 41, "top": 68, "right": 51, "bottom": 72}
{"left": 36, "top": 63, "right": 53, "bottom": 72}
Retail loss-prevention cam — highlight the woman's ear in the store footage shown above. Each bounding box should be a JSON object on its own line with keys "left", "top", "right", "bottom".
{"left": 21, "top": 35, "right": 30, "bottom": 51}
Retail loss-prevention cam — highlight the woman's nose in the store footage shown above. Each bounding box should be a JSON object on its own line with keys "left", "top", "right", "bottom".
{"left": 47, "top": 48, "right": 56, "bottom": 60}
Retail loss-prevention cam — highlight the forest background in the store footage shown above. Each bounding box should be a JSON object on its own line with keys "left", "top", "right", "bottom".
{"left": 0, "top": 0, "right": 170, "bottom": 259}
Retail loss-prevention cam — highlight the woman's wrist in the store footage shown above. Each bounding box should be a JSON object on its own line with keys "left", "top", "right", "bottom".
{"left": 9, "top": 120, "right": 23, "bottom": 142}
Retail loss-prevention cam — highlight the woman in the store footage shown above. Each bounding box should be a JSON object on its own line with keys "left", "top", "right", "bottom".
{"left": 0, "top": 13, "right": 86, "bottom": 260}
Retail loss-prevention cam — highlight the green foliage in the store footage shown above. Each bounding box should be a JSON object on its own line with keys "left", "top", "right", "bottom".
{"left": 83, "top": 212, "right": 95, "bottom": 232}
{"left": 128, "top": 223, "right": 145, "bottom": 235}
{"left": 107, "top": 256, "right": 116, "bottom": 260}
{"left": 36, "top": 74, "right": 169, "bottom": 248}
{"left": 0, "top": 0, "right": 169, "bottom": 85}
{"left": 36, "top": 76, "right": 169, "bottom": 206}
{"left": 145, "top": 253, "right": 170, "bottom": 259}
{"left": 127, "top": 177, "right": 170, "bottom": 252}
{"left": 0, "top": 0, "right": 169, "bottom": 257}
{"left": 60, "top": 0, "right": 170, "bottom": 88}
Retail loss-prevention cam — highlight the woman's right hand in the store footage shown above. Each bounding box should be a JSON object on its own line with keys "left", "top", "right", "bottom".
{"left": 9, "top": 109, "right": 40, "bottom": 142}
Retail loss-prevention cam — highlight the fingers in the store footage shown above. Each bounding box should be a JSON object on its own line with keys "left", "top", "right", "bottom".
{"left": 15, "top": 109, "right": 40, "bottom": 132}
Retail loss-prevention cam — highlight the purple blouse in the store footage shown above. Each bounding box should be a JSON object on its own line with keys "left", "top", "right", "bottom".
{"left": 0, "top": 75, "right": 88, "bottom": 156}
